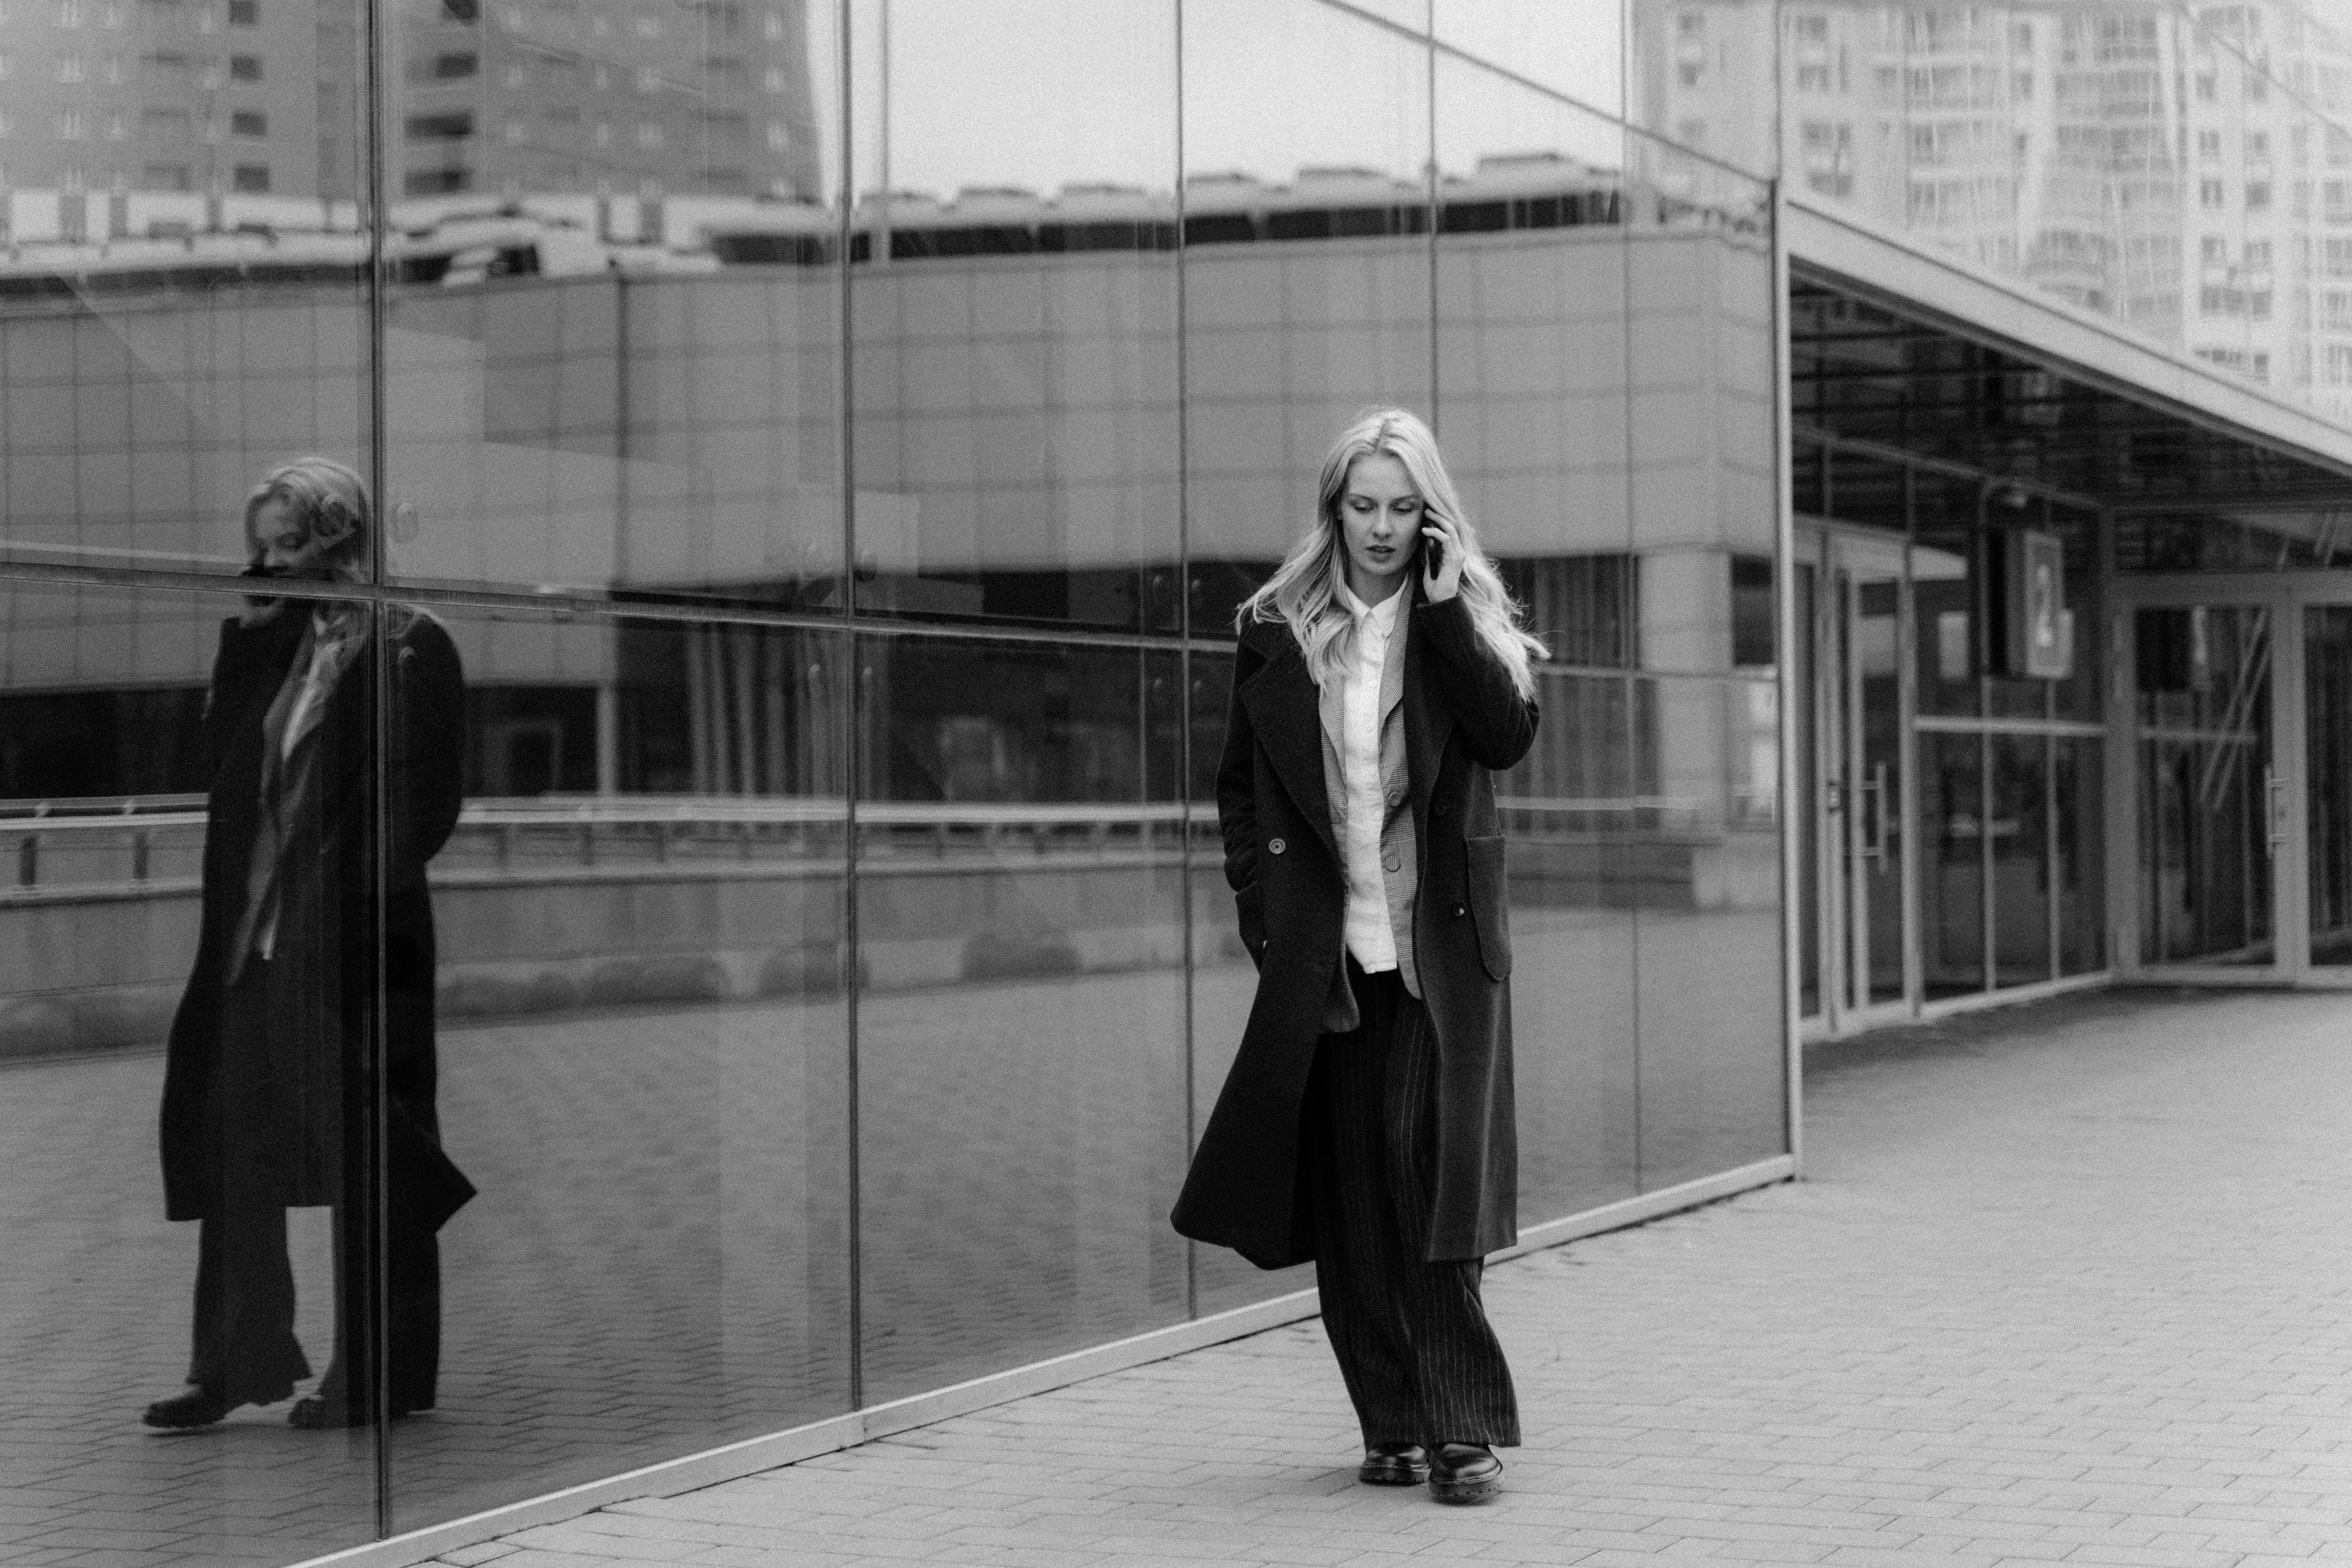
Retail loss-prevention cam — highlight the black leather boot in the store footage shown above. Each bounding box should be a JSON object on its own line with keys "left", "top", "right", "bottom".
{"left": 1429, "top": 1442, "right": 1503, "bottom": 1504}
{"left": 1357, "top": 1441, "right": 1431, "bottom": 1485}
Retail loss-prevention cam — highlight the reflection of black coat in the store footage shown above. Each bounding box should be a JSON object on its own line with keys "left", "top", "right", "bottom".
{"left": 159, "top": 603, "right": 469, "bottom": 1225}
{"left": 1172, "top": 593, "right": 1538, "bottom": 1269}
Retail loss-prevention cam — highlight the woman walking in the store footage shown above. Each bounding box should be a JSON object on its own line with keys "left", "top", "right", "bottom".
{"left": 143, "top": 458, "right": 472, "bottom": 1431}
{"left": 1172, "top": 409, "right": 1543, "bottom": 1504}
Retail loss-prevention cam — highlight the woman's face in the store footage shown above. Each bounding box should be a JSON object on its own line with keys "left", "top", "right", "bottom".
{"left": 249, "top": 496, "right": 337, "bottom": 580}
{"left": 1336, "top": 452, "right": 1424, "bottom": 604}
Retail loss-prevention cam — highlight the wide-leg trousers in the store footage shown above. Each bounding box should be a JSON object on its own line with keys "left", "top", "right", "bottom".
{"left": 1301, "top": 958, "right": 1520, "bottom": 1450}
{"left": 185, "top": 962, "right": 443, "bottom": 1416}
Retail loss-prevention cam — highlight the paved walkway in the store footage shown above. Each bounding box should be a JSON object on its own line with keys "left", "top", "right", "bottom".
{"left": 436, "top": 988, "right": 2352, "bottom": 1568}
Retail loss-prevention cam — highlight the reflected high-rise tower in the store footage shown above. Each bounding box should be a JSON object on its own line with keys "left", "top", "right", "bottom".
{"left": 0, "top": 0, "right": 328, "bottom": 238}
{"left": 0, "top": 0, "right": 823, "bottom": 246}
{"left": 368, "top": 0, "right": 824, "bottom": 204}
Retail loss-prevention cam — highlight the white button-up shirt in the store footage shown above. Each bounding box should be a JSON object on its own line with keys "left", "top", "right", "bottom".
{"left": 1337, "top": 582, "right": 1402, "bottom": 972}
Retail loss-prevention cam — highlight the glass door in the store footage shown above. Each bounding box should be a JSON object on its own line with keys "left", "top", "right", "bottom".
{"left": 1808, "top": 528, "right": 1912, "bottom": 1031}
{"left": 2134, "top": 604, "right": 2283, "bottom": 975}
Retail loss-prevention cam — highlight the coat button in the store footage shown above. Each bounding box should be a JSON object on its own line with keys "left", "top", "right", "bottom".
{"left": 1268, "top": 837, "right": 1286, "bottom": 855}
{"left": 1382, "top": 851, "right": 1401, "bottom": 873}
{"left": 1452, "top": 904, "right": 1467, "bottom": 918}
{"left": 1434, "top": 802, "right": 1451, "bottom": 817}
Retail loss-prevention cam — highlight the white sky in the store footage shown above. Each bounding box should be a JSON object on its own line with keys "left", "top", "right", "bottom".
{"left": 803, "top": 0, "right": 1635, "bottom": 203}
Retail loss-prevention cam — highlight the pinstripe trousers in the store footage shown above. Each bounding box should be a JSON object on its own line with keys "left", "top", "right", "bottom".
{"left": 1302, "top": 958, "right": 1521, "bottom": 1450}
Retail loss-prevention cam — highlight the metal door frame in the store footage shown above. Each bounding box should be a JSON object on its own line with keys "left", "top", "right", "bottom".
{"left": 1801, "top": 520, "right": 1916, "bottom": 1036}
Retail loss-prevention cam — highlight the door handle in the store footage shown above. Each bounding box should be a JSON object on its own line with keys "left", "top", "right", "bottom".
{"left": 1857, "top": 763, "right": 1891, "bottom": 868}
{"left": 1872, "top": 761, "right": 1891, "bottom": 869}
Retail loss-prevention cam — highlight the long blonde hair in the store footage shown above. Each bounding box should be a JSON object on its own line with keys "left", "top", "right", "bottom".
{"left": 1236, "top": 408, "right": 1545, "bottom": 700}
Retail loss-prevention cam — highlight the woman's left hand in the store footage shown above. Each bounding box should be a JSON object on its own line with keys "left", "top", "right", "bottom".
{"left": 1421, "top": 512, "right": 1466, "bottom": 603}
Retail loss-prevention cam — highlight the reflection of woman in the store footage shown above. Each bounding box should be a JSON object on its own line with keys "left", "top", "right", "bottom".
{"left": 144, "top": 458, "right": 472, "bottom": 1430}
{"left": 1172, "top": 410, "right": 1543, "bottom": 1504}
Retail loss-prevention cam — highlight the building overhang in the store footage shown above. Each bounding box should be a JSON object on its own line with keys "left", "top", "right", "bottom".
{"left": 1784, "top": 194, "right": 2352, "bottom": 515}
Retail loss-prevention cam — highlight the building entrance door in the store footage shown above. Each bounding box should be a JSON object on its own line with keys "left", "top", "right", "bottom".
{"left": 2117, "top": 576, "right": 2352, "bottom": 987}
{"left": 1802, "top": 526, "right": 1913, "bottom": 1034}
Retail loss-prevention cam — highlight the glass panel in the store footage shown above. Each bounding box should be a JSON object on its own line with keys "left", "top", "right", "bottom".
{"left": 855, "top": 635, "right": 1189, "bottom": 1399}
{"left": 388, "top": 607, "right": 853, "bottom": 1531}
{"left": 1625, "top": 130, "right": 1778, "bottom": 679}
{"left": 2136, "top": 605, "right": 2274, "bottom": 966}
{"left": 1990, "top": 732, "right": 2053, "bottom": 987}
{"left": 2308, "top": 606, "right": 2352, "bottom": 966}
{"left": 1438, "top": 0, "right": 1624, "bottom": 122}
{"left": 0, "top": 0, "right": 370, "bottom": 582}
{"left": 1633, "top": 673, "right": 1785, "bottom": 1189}
{"left": 383, "top": 0, "right": 844, "bottom": 605}
{"left": 846, "top": 0, "right": 1180, "bottom": 633}
{"left": 1919, "top": 729, "right": 1986, "bottom": 999}
{"left": 1506, "top": 671, "right": 1639, "bottom": 1220}
{"left": 1436, "top": 44, "right": 1642, "bottom": 1217}
{"left": 1985, "top": 500, "right": 2057, "bottom": 724}
{"left": 1181, "top": 0, "right": 1433, "bottom": 635}
{"left": 0, "top": 579, "right": 378, "bottom": 1563}
{"left": 1185, "top": 646, "right": 1312, "bottom": 1314}
{"left": 1853, "top": 567, "right": 1904, "bottom": 1007}
{"left": 1911, "top": 470, "right": 1980, "bottom": 719}
{"left": 2056, "top": 735, "right": 2105, "bottom": 976}
{"left": 2049, "top": 503, "right": 2102, "bottom": 724}
{"left": 1625, "top": 0, "right": 1773, "bottom": 177}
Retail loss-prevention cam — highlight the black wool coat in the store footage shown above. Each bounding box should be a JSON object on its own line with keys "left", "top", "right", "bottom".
{"left": 1171, "top": 590, "right": 1538, "bottom": 1269}
{"left": 159, "top": 602, "right": 471, "bottom": 1227}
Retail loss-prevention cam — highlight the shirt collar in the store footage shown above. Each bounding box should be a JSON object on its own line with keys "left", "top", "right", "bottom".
{"left": 1337, "top": 580, "right": 1405, "bottom": 634}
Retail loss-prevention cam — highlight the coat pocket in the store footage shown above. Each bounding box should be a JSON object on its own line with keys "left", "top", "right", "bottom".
{"left": 1234, "top": 881, "right": 1267, "bottom": 969}
{"left": 1464, "top": 835, "right": 1511, "bottom": 980}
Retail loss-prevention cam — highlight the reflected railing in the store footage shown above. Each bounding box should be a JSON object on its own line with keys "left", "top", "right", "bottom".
{"left": 0, "top": 795, "right": 1222, "bottom": 896}
{"left": 4, "top": 790, "right": 1780, "bottom": 897}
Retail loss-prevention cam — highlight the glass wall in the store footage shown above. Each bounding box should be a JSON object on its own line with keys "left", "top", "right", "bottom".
{"left": 0, "top": 2, "right": 1786, "bottom": 1562}
{"left": 1797, "top": 433, "right": 2107, "bottom": 1020}
{"left": 1638, "top": 0, "right": 2352, "bottom": 428}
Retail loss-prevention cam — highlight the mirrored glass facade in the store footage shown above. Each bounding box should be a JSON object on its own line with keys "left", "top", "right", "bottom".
{"left": 0, "top": 1, "right": 1790, "bottom": 1560}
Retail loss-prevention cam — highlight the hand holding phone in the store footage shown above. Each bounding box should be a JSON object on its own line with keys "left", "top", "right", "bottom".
{"left": 1421, "top": 512, "right": 1465, "bottom": 604}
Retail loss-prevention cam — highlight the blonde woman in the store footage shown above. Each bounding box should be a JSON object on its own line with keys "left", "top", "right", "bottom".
{"left": 145, "top": 458, "right": 472, "bottom": 1430}
{"left": 1172, "top": 409, "right": 1543, "bottom": 1504}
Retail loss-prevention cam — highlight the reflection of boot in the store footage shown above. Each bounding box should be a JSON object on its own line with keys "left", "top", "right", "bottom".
{"left": 289, "top": 1364, "right": 425, "bottom": 1429}
{"left": 142, "top": 1386, "right": 241, "bottom": 1429}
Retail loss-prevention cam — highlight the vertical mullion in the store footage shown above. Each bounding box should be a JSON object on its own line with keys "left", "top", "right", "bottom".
{"left": 2046, "top": 731, "right": 2061, "bottom": 982}
{"left": 362, "top": 0, "right": 393, "bottom": 1528}
{"left": 1172, "top": 0, "right": 1197, "bottom": 1323}
{"left": 1980, "top": 723, "right": 1995, "bottom": 994}
{"left": 836, "top": 0, "right": 863, "bottom": 1416}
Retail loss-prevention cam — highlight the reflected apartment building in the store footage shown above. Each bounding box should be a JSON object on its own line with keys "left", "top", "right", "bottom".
{"left": 4, "top": 3, "right": 2352, "bottom": 1568}
{"left": 1647, "top": 0, "right": 2352, "bottom": 404}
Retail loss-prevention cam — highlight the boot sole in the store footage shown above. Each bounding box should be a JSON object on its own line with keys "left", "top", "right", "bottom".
{"left": 1430, "top": 1471, "right": 1501, "bottom": 1504}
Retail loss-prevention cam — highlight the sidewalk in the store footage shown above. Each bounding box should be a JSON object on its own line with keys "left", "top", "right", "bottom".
{"left": 437, "top": 987, "right": 2352, "bottom": 1568}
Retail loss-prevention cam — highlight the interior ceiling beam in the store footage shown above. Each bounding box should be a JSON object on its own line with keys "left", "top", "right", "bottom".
{"left": 1792, "top": 424, "right": 2111, "bottom": 512}
{"left": 2115, "top": 497, "right": 2352, "bottom": 517}
{"left": 1794, "top": 426, "right": 2352, "bottom": 511}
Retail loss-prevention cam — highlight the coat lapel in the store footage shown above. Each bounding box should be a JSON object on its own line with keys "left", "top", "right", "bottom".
{"left": 1238, "top": 623, "right": 1338, "bottom": 862}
